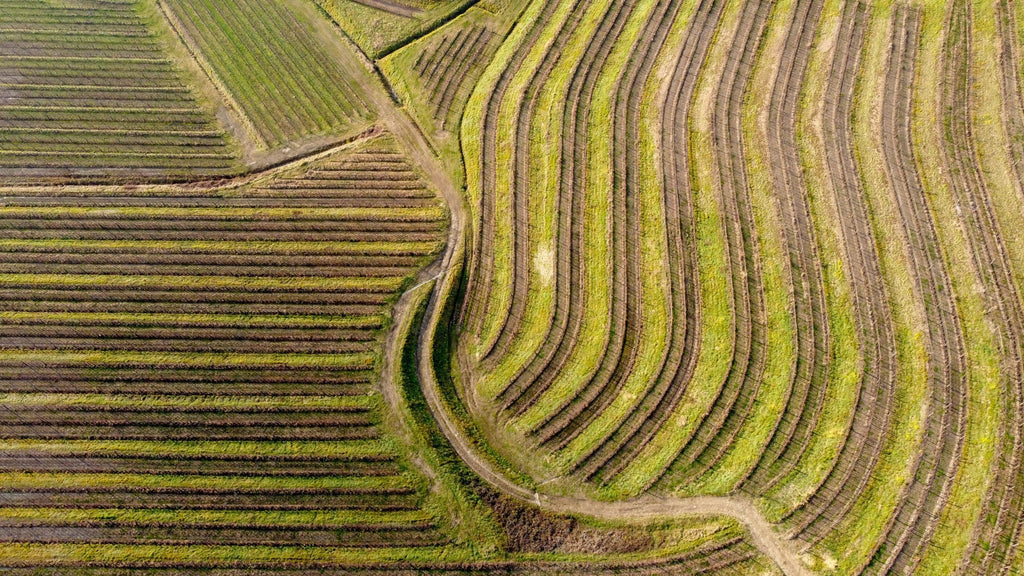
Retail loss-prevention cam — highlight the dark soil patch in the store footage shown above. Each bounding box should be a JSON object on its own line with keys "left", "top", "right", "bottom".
{"left": 478, "top": 488, "right": 652, "bottom": 554}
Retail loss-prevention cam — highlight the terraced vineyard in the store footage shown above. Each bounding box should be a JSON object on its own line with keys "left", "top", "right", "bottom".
{"left": 6, "top": 0, "right": 1024, "bottom": 573}
{"left": 448, "top": 0, "right": 1024, "bottom": 573}
{"left": 315, "top": 0, "right": 483, "bottom": 59}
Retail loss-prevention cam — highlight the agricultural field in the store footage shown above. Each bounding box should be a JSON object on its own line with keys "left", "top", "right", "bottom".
{"left": 0, "top": 0, "right": 238, "bottom": 181}
{"left": 377, "top": 0, "right": 523, "bottom": 189}
{"left": 3, "top": 0, "right": 1024, "bottom": 574}
{"left": 448, "top": 0, "right": 1024, "bottom": 573}
{"left": 158, "top": 0, "right": 378, "bottom": 159}
{"left": 0, "top": 132, "right": 454, "bottom": 563}
{"left": 408, "top": 23, "right": 496, "bottom": 131}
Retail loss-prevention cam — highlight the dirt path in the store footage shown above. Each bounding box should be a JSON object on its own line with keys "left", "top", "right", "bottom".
{"left": 351, "top": 0, "right": 424, "bottom": 18}
{"left": 5, "top": 2, "right": 808, "bottom": 570}
{"left": 354, "top": 16, "right": 811, "bottom": 576}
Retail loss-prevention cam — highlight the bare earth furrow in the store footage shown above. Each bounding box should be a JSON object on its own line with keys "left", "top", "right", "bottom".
{"left": 998, "top": 0, "right": 1024, "bottom": 177}
{"left": 436, "top": 28, "right": 496, "bottom": 130}
{"left": 0, "top": 456, "right": 400, "bottom": 477}
{"left": 427, "top": 27, "right": 481, "bottom": 101}
{"left": 417, "top": 30, "right": 462, "bottom": 93}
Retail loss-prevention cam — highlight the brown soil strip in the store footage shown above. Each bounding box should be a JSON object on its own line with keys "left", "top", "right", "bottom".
{"left": 461, "top": 0, "right": 563, "bottom": 350}
{"left": 478, "top": 0, "right": 599, "bottom": 373}
{"left": 531, "top": 0, "right": 677, "bottom": 450}
{"left": 858, "top": 6, "right": 967, "bottom": 573}
{"left": 493, "top": 0, "right": 608, "bottom": 415}
{"left": 741, "top": 0, "right": 832, "bottom": 496}
{"left": 776, "top": 0, "right": 896, "bottom": 544}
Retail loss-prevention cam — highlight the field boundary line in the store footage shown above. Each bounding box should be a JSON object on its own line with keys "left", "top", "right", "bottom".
{"left": 375, "top": 0, "right": 488, "bottom": 60}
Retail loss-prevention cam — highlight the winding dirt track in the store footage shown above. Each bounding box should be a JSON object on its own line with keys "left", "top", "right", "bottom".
{"left": 410, "top": 275, "right": 810, "bottom": 576}
{"left": 352, "top": 19, "right": 812, "bottom": 575}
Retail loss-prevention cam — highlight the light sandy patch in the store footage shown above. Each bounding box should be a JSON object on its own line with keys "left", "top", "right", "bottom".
{"left": 534, "top": 244, "right": 555, "bottom": 286}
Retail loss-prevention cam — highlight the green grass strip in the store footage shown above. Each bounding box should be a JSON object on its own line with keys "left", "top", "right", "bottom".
{"left": 0, "top": 393, "right": 376, "bottom": 411}
{"left": 0, "top": 206, "right": 445, "bottom": 220}
{"left": 0, "top": 311, "right": 385, "bottom": 329}
{"left": 0, "top": 507, "right": 430, "bottom": 527}
{"left": 0, "top": 350, "right": 375, "bottom": 369}
{"left": 0, "top": 472, "right": 410, "bottom": 491}
{"left": 0, "top": 439, "right": 396, "bottom": 460}
{"left": 0, "top": 543, "right": 475, "bottom": 564}
{"left": 0, "top": 274, "right": 403, "bottom": 291}
{"left": 0, "top": 239, "right": 442, "bottom": 255}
